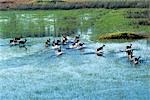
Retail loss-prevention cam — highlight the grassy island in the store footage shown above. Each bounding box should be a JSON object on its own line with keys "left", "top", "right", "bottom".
{"left": 98, "top": 32, "right": 147, "bottom": 39}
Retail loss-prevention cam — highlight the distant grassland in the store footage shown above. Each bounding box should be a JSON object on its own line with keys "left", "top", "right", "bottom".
{"left": 35, "top": 0, "right": 149, "bottom": 1}
{"left": 0, "top": 0, "right": 149, "bottom": 10}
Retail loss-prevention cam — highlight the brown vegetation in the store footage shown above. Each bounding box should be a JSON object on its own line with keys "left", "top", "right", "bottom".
{"left": 0, "top": 0, "right": 35, "bottom": 9}
{"left": 98, "top": 32, "right": 147, "bottom": 40}
{"left": 0, "top": 0, "right": 149, "bottom": 10}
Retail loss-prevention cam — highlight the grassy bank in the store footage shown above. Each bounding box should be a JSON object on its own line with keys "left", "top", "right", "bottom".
{"left": 91, "top": 8, "right": 150, "bottom": 41}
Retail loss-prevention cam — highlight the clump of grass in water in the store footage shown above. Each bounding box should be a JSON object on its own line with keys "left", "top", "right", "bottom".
{"left": 98, "top": 32, "right": 147, "bottom": 40}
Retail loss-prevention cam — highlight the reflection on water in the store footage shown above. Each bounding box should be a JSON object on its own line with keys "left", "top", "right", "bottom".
{"left": 0, "top": 10, "right": 97, "bottom": 38}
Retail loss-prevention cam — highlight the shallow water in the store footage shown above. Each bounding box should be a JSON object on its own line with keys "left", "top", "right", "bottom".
{"left": 0, "top": 10, "right": 97, "bottom": 38}
{"left": 0, "top": 36, "right": 150, "bottom": 100}
{"left": 0, "top": 8, "right": 150, "bottom": 100}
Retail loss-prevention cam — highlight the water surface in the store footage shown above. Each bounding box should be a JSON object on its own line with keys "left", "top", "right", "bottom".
{"left": 0, "top": 36, "right": 150, "bottom": 100}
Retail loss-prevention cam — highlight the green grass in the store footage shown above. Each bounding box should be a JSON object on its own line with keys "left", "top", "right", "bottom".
{"left": 94, "top": 9, "right": 149, "bottom": 34}
{"left": 0, "top": 8, "right": 149, "bottom": 39}
{"left": 91, "top": 8, "right": 150, "bottom": 41}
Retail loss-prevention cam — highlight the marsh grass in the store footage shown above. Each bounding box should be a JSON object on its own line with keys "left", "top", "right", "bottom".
{"left": 0, "top": 8, "right": 150, "bottom": 39}
{"left": 126, "top": 10, "right": 150, "bottom": 19}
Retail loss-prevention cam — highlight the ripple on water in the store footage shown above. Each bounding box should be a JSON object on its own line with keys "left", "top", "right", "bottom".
{"left": 0, "top": 37, "right": 150, "bottom": 100}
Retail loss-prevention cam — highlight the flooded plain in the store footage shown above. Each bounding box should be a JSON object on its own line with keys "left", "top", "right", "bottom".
{"left": 0, "top": 9, "right": 150, "bottom": 100}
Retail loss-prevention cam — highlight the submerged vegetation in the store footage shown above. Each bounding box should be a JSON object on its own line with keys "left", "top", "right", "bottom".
{"left": 0, "top": 8, "right": 150, "bottom": 39}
